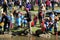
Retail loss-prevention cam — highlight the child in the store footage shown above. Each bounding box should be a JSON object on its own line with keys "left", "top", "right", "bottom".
{"left": 49, "top": 12, "right": 55, "bottom": 23}
{"left": 16, "top": 13, "right": 21, "bottom": 28}
{"left": 41, "top": 19, "right": 46, "bottom": 32}
{"left": 45, "top": 18, "right": 49, "bottom": 32}
{"left": 10, "top": 13, "right": 15, "bottom": 29}
{"left": 33, "top": 14, "right": 37, "bottom": 27}
{"left": 48, "top": 17, "right": 53, "bottom": 32}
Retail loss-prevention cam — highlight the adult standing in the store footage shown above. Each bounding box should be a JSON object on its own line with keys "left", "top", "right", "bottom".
{"left": 2, "top": 0, "right": 7, "bottom": 14}
{"left": 19, "top": 0, "right": 22, "bottom": 9}
{"left": 38, "top": 10, "right": 44, "bottom": 25}
{"left": 38, "top": 0, "right": 42, "bottom": 12}
{"left": 25, "top": 8, "right": 31, "bottom": 28}
{"left": 1, "top": 13, "right": 10, "bottom": 32}
{"left": 45, "top": 0, "right": 51, "bottom": 10}
{"left": 51, "top": 0, "right": 55, "bottom": 11}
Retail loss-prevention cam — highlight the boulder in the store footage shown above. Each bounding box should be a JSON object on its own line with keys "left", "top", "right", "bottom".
{"left": 35, "top": 29, "right": 43, "bottom": 37}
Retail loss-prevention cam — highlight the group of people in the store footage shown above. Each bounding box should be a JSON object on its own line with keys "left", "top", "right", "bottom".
{"left": 0, "top": 0, "right": 59, "bottom": 35}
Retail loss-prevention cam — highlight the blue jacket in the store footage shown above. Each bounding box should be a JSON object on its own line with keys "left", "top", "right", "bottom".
{"left": 26, "top": 3, "right": 31, "bottom": 9}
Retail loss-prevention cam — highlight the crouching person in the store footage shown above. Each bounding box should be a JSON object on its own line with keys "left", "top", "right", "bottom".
{"left": 41, "top": 19, "right": 46, "bottom": 33}
{"left": 1, "top": 13, "right": 10, "bottom": 32}
{"left": 16, "top": 13, "right": 22, "bottom": 29}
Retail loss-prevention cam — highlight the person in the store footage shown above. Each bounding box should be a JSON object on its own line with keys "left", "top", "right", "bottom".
{"left": 26, "top": 2, "right": 31, "bottom": 11}
{"left": 45, "top": 18, "right": 49, "bottom": 32}
{"left": 41, "top": 19, "right": 46, "bottom": 32}
{"left": 25, "top": 8, "right": 31, "bottom": 28}
{"left": 18, "top": 12, "right": 24, "bottom": 27}
{"left": 8, "top": 0, "right": 13, "bottom": 10}
{"left": 15, "top": 13, "right": 21, "bottom": 28}
{"left": 12, "top": 7, "right": 17, "bottom": 17}
{"left": 2, "top": 1, "right": 7, "bottom": 14}
{"left": 1, "top": 12, "right": 10, "bottom": 32}
{"left": 0, "top": 0, "right": 3, "bottom": 6}
{"left": 48, "top": 17, "right": 53, "bottom": 32}
{"left": 19, "top": 0, "right": 22, "bottom": 9}
{"left": 45, "top": 0, "right": 51, "bottom": 10}
{"left": 38, "top": 10, "right": 44, "bottom": 25}
{"left": 10, "top": 13, "right": 15, "bottom": 29}
{"left": 26, "top": 0, "right": 30, "bottom": 3}
{"left": 49, "top": 12, "right": 55, "bottom": 23}
{"left": 38, "top": 0, "right": 42, "bottom": 11}
{"left": 33, "top": 14, "right": 37, "bottom": 27}
{"left": 41, "top": 4, "right": 46, "bottom": 17}
{"left": 55, "top": 14, "right": 59, "bottom": 21}
{"left": 51, "top": 0, "right": 55, "bottom": 11}
{"left": 54, "top": 19, "right": 58, "bottom": 35}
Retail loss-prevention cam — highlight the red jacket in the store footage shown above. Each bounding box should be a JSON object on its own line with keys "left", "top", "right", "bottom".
{"left": 33, "top": 16, "right": 37, "bottom": 21}
{"left": 36, "top": 0, "right": 38, "bottom": 4}
{"left": 41, "top": 21, "right": 46, "bottom": 32}
{"left": 46, "top": 0, "right": 51, "bottom": 6}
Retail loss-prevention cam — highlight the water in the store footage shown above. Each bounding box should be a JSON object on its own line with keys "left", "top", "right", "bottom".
{"left": 0, "top": 34, "right": 60, "bottom": 40}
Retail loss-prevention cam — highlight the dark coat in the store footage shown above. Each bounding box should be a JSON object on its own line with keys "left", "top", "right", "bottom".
{"left": 25, "top": 12, "right": 31, "bottom": 22}
{"left": 1, "top": 15, "right": 10, "bottom": 23}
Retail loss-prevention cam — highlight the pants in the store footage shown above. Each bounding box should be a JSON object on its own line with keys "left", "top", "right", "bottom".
{"left": 4, "top": 22, "right": 10, "bottom": 32}
{"left": 54, "top": 27, "right": 57, "bottom": 34}
{"left": 27, "top": 22, "right": 30, "bottom": 28}
{"left": 34, "top": 20, "right": 37, "bottom": 26}
{"left": 48, "top": 24, "right": 53, "bottom": 32}
{"left": 52, "top": 4, "right": 55, "bottom": 11}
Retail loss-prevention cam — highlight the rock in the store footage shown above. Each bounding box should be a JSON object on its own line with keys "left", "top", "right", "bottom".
{"left": 0, "top": 34, "right": 12, "bottom": 38}
{"left": 39, "top": 34, "right": 51, "bottom": 39}
{"left": 23, "top": 30, "right": 28, "bottom": 35}
{"left": 35, "top": 29, "right": 43, "bottom": 37}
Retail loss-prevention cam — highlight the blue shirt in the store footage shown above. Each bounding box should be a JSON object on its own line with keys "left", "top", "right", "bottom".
{"left": 16, "top": 17, "right": 21, "bottom": 26}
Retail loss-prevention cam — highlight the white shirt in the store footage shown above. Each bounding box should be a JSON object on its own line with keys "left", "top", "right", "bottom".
{"left": 26, "top": 0, "right": 29, "bottom": 3}
{"left": 19, "top": 0, "right": 22, "bottom": 5}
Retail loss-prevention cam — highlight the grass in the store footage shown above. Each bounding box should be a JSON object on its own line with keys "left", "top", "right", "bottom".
{"left": 0, "top": 6, "right": 60, "bottom": 33}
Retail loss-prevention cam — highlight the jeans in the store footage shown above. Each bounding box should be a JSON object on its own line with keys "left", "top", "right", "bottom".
{"left": 52, "top": 4, "right": 55, "bottom": 11}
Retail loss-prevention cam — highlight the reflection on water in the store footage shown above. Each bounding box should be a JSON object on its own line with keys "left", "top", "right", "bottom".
{"left": 0, "top": 35, "right": 60, "bottom": 40}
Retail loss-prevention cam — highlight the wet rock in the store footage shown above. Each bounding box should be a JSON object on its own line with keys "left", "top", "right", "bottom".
{"left": 35, "top": 29, "right": 43, "bottom": 37}
{"left": 17, "top": 31, "right": 22, "bottom": 36}
{"left": 12, "top": 32, "right": 17, "bottom": 36}
{"left": 0, "top": 34, "right": 12, "bottom": 38}
{"left": 39, "top": 33, "right": 51, "bottom": 38}
{"left": 23, "top": 31, "right": 28, "bottom": 35}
